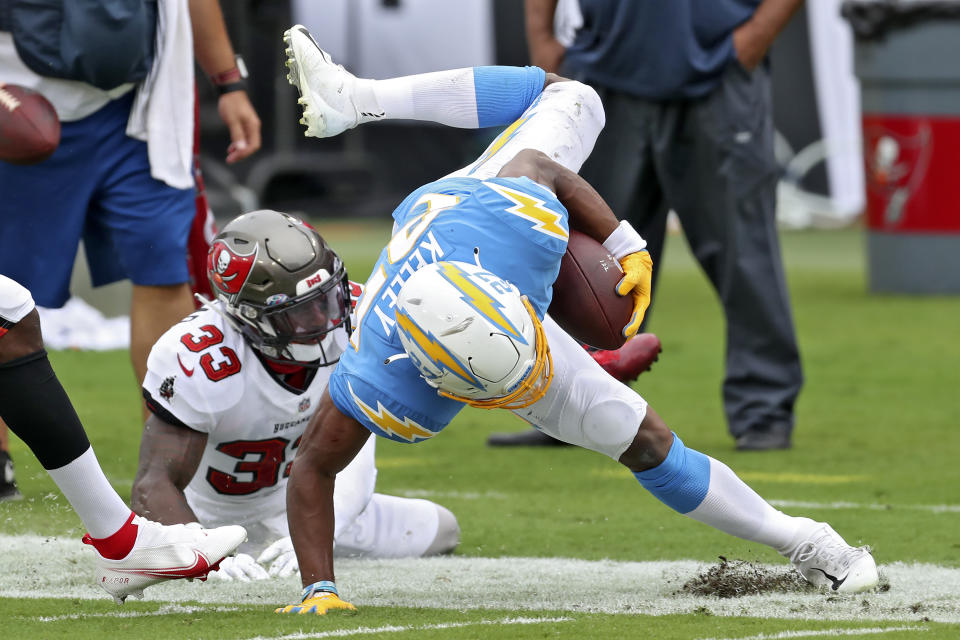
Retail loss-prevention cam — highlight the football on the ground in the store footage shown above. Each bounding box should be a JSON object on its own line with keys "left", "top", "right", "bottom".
{"left": 0, "top": 83, "right": 61, "bottom": 165}
{"left": 548, "top": 230, "right": 632, "bottom": 350}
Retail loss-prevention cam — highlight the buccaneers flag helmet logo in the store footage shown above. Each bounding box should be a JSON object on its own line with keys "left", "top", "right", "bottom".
{"left": 208, "top": 240, "right": 258, "bottom": 299}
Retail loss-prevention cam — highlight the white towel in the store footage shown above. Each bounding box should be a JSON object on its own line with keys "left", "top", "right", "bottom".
{"left": 36, "top": 298, "right": 131, "bottom": 351}
{"left": 554, "top": 0, "right": 584, "bottom": 48}
{"left": 126, "top": 0, "right": 195, "bottom": 190}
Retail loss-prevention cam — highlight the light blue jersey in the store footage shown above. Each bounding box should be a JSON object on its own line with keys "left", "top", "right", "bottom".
{"left": 328, "top": 176, "right": 569, "bottom": 443}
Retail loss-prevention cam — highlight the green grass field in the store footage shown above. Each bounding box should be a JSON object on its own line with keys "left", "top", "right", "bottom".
{"left": 2, "top": 224, "right": 959, "bottom": 639}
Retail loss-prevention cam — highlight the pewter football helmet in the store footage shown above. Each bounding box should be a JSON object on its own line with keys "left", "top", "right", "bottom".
{"left": 206, "top": 209, "right": 351, "bottom": 367}
{"left": 393, "top": 261, "right": 552, "bottom": 409}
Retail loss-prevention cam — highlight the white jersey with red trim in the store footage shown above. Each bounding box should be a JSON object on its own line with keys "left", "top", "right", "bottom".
{"left": 142, "top": 292, "right": 369, "bottom": 547}
{"left": 144, "top": 286, "right": 455, "bottom": 559}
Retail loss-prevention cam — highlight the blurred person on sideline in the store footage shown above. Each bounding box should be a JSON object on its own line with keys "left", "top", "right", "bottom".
{"left": 0, "top": 273, "right": 246, "bottom": 603}
{"left": 489, "top": 0, "right": 805, "bottom": 451}
{"left": 269, "top": 26, "right": 877, "bottom": 615}
{"left": 0, "top": 0, "right": 260, "bottom": 393}
{"left": 0, "top": 0, "right": 262, "bottom": 491}
{"left": 130, "top": 210, "right": 460, "bottom": 582}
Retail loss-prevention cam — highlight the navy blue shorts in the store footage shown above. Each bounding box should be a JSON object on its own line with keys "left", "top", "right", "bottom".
{"left": 0, "top": 92, "right": 195, "bottom": 308}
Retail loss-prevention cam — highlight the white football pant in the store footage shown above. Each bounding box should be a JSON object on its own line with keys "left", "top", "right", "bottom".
{"left": 515, "top": 315, "right": 648, "bottom": 461}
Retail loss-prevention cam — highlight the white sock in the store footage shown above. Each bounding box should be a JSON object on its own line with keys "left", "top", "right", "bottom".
{"left": 355, "top": 68, "right": 480, "bottom": 128}
{"left": 685, "top": 457, "right": 802, "bottom": 554}
{"left": 46, "top": 446, "right": 132, "bottom": 538}
{"left": 354, "top": 66, "right": 545, "bottom": 131}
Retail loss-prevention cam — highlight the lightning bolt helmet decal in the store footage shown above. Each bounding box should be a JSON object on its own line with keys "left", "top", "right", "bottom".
{"left": 435, "top": 262, "right": 527, "bottom": 345}
{"left": 394, "top": 305, "right": 487, "bottom": 389}
{"left": 393, "top": 260, "right": 552, "bottom": 410}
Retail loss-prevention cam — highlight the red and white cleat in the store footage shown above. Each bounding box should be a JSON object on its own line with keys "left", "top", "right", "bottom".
{"left": 84, "top": 515, "right": 246, "bottom": 604}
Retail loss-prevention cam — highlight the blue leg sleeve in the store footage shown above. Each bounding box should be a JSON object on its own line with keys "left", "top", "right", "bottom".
{"left": 473, "top": 66, "right": 547, "bottom": 128}
{"left": 633, "top": 434, "right": 711, "bottom": 514}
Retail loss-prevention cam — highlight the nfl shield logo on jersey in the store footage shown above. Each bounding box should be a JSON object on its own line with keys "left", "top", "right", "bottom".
{"left": 298, "top": 398, "right": 311, "bottom": 413}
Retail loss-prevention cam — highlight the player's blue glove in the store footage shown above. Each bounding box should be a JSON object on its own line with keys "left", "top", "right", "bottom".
{"left": 616, "top": 250, "right": 653, "bottom": 339}
{"left": 275, "top": 581, "right": 357, "bottom": 615}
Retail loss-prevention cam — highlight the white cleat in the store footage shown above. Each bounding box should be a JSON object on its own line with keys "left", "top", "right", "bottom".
{"left": 782, "top": 519, "right": 879, "bottom": 593}
{"left": 84, "top": 517, "right": 247, "bottom": 604}
{"left": 282, "top": 24, "right": 379, "bottom": 138}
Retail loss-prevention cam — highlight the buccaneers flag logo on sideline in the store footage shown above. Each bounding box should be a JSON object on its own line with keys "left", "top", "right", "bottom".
{"left": 208, "top": 240, "right": 258, "bottom": 299}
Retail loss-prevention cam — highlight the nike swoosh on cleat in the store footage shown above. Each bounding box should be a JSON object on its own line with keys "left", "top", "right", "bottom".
{"left": 811, "top": 567, "right": 848, "bottom": 590}
{"left": 109, "top": 551, "right": 211, "bottom": 580}
{"left": 177, "top": 354, "right": 195, "bottom": 377}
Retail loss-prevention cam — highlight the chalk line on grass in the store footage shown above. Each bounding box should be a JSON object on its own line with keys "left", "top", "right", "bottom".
{"left": 1, "top": 534, "right": 957, "bottom": 623}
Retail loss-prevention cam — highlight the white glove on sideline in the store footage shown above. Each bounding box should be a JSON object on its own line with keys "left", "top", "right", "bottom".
{"left": 257, "top": 536, "right": 299, "bottom": 578}
{"left": 210, "top": 552, "right": 270, "bottom": 582}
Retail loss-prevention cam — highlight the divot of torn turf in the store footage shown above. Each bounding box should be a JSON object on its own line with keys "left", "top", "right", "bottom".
{"left": 678, "top": 556, "right": 815, "bottom": 599}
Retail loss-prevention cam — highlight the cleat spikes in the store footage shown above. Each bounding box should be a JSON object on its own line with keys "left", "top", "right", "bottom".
{"left": 281, "top": 23, "right": 362, "bottom": 138}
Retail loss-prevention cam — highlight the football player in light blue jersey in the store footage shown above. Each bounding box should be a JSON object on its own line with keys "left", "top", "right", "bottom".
{"left": 331, "top": 173, "right": 572, "bottom": 440}
{"left": 274, "top": 25, "right": 879, "bottom": 615}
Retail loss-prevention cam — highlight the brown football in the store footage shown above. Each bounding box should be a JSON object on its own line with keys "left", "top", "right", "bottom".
{"left": 0, "top": 83, "right": 61, "bottom": 165}
{"left": 548, "top": 230, "right": 632, "bottom": 350}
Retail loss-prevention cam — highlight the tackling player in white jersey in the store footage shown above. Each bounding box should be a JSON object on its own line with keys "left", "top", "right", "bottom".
{"left": 131, "top": 210, "right": 459, "bottom": 580}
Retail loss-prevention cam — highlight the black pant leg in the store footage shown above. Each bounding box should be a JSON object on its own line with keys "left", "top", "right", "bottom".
{"left": 652, "top": 64, "right": 803, "bottom": 437}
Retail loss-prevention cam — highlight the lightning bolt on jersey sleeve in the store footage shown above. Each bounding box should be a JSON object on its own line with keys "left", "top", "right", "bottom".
{"left": 330, "top": 176, "right": 569, "bottom": 442}
{"left": 390, "top": 176, "right": 569, "bottom": 315}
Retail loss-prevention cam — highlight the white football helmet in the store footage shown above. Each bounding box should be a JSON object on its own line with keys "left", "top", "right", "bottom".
{"left": 393, "top": 261, "right": 552, "bottom": 409}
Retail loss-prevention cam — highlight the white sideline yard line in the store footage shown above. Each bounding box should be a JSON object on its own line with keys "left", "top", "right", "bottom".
{"left": 392, "top": 490, "right": 960, "bottom": 515}
{"left": 697, "top": 625, "right": 926, "bottom": 640}
{"left": 769, "top": 500, "right": 960, "bottom": 514}
{"left": 244, "top": 616, "right": 573, "bottom": 639}
{"left": 35, "top": 604, "right": 241, "bottom": 622}
{"left": 395, "top": 489, "right": 510, "bottom": 500}
{"left": 2, "top": 534, "right": 959, "bottom": 624}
